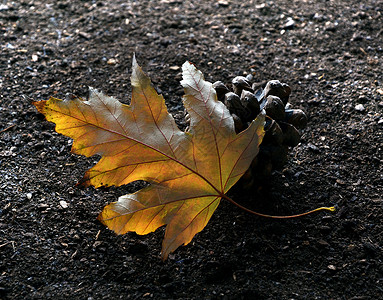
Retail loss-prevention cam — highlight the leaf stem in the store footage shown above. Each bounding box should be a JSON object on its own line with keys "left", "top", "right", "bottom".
{"left": 222, "top": 194, "right": 335, "bottom": 219}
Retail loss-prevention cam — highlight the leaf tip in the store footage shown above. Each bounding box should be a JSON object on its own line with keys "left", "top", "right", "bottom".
{"left": 181, "top": 60, "right": 195, "bottom": 73}
{"left": 32, "top": 99, "right": 47, "bottom": 114}
{"left": 131, "top": 53, "right": 145, "bottom": 87}
{"left": 132, "top": 53, "right": 137, "bottom": 68}
{"left": 97, "top": 211, "right": 105, "bottom": 223}
{"left": 76, "top": 174, "right": 91, "bottom": 188}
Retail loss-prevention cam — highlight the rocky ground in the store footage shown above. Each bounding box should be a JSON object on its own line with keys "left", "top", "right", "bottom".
{"left": 0, "top": 0, "right": 382, "bottom": 299}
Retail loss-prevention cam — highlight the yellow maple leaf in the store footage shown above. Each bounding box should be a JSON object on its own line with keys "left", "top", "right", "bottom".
{"left": 33, "top": 57, "right": 265, "bottom": 259}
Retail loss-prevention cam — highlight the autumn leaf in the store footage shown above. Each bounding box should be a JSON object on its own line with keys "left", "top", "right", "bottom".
{"left": 33, "top": 57, "right": 265, "bottom": 259}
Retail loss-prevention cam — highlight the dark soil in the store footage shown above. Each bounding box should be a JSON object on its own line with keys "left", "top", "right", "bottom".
{"left": 1, "top": 0, "right": 382, "bottom": 299}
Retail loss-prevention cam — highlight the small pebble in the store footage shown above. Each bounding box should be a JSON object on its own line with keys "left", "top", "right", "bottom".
{"left": 107, "top": 58, "right": 117, "bottom": 65}
{"left": 217, "top": 0, "right": 229, "bottom": 7}
{"left": 26, "top": 193, "right": 33, "bottom": 200}
{"left": 0, "top": 4, "right": 9, "bottom": 10}
{"left": 355, "top": 104, "right": 365, "bottom": 112}
{"left": 282, "top": 18, "right": 295, "bottom": 30}
{"left": 38, "top": 204, "right": 49, "bottom": 210}
{"left": 78, "top": 31, "right": 91, "bottom": 39}
{"left": 327, "top": 265, "right": 337, "bottom": 271}
{"left": 308, "top": 143, "right": 320, "bottom": 153}
{"left": 59, "top": 200, "right": 68, "bottom": 209}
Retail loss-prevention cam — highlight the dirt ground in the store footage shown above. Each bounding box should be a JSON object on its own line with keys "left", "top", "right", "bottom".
{"left": 1, "top": 0, "right": 382, "bottom": 299}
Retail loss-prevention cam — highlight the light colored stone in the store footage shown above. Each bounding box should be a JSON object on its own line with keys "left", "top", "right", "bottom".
{"left": 60, "top": 200, "right": 68, "bottom": 209}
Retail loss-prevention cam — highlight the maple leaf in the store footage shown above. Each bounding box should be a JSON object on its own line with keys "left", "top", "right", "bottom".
{"left": 33, "top": 57, "right": 265, "bottom": 260}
